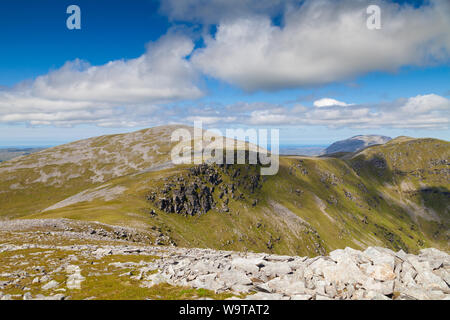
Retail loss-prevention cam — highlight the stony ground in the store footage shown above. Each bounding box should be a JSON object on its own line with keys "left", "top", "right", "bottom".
{"left": 0, "top": 219, "right": 448, "bottom": 300}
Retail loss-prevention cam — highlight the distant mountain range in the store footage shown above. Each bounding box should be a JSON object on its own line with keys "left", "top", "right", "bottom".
{"left": 279, "top": 135, "right": 392, "bottom": 156}
{"left": 0, "top": 135, "right": 393, "bottom": 161}
{"left": 279, "top": 146, "right": 326, "bottom": 156}
{"left": 0, "top": 147, "right": 46, "bottom": 162}
{"left": 0, "top": 126, "right": 448, "bottom": 257}
{"left": 325, "top": 135, "right": 392, "bottom": 155}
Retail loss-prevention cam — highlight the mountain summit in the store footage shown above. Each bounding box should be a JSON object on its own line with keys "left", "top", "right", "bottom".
{"left": 325, "top": 135, "right": 392, "bottom": 154}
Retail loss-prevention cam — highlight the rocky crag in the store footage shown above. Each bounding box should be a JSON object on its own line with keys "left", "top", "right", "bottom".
{"left": 147, "top": 163, "right": 262, "bottom": 216}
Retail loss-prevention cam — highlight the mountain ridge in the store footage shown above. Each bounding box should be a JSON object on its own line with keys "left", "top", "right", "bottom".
{"left": 0, "top": 125, "right": 448, "bottom": 256}
{"left": 325, "top": 134, "right": 392, "bottom": 155}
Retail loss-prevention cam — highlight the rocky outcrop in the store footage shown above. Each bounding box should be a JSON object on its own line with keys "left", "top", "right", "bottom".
{"left": 147, "top": 163, "right": 262, "bottom": 216}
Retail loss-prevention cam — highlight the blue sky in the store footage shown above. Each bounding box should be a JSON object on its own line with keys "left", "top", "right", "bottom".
{"left": 0, "top": 0, "right": 449, "bottom": 146}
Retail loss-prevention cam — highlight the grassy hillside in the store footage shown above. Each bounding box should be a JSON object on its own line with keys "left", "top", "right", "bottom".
{"left": 0, "top": 128, "right": 448, "bottom": 257}
{"left": 0, "top": 126, "right": 187, "bottom": 218}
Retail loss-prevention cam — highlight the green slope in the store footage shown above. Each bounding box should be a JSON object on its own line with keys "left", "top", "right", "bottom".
{"left": 0, "top": 125, "right": 186, "bottom": 218}
{"left": 0, "top": 129, "right": 448, "bottom": 257}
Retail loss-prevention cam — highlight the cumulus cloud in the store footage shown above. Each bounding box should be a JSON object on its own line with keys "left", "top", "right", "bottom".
{"left": 186, "top": 116, "right": 237, "bottom": 124}
{"left": 2, "top": 0, "right": 449, "bottom": 129}
{"left": 400, "top": 93, "right": 449, "bottom": 113}
{"left": 314, "top": 98, "right": 351, "bottom": 108}
{"left": 177, "top": 94, "right": 449, "bottom": 130}
{"left": 0, "top": 33, "right": 203, "bottom": 126}
{"left": 192, "top": 0, "right": 450, "bottom": 91}
{"left": 244, "top": 94, "right": 450, "bottom": 129}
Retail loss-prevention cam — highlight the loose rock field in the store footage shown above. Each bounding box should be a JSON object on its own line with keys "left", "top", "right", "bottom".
{"left": 0, "top": 219, "right": 448, "bottom": 300}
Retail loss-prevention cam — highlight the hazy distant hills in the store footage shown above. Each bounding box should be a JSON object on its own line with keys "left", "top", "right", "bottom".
{"left": 0, "top": 147, "right": 46, "bottom": 162}
{"left": 279, "top": 146, "right": 326, "bottom": 156}
{"left": 325, "top": 135, "right": 392, "bottom": 154}
{"left": 0, "top": 134, "right": 391, "bottom": 161}
{"left": 0, "top": 127, "right": 448, "bottom": 257}
{"left": 279, "top": 135, "right": 392, "bottom": 156}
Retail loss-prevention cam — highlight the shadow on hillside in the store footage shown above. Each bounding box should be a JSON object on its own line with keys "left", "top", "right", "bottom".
{"left": 417, "top": 187, "right": 450, "bottom": 217}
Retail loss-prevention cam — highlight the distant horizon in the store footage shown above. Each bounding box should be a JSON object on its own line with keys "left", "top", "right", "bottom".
{"left": 2, "top": 133, "right": 449, "bottom": 151}
{"left": 1, "top": 0, "right": 449, "bottom": 146}
{"left": 2, "top": 124, "right": 450, "bottom": 150}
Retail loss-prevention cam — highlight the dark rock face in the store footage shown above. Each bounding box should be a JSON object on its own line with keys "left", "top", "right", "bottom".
{"left": 350, "top": 154, "right": 388, "bottom": 177}
{"left": 153, "top": 183, "right": 214, "bottom": 216}
{"left": 147, "top": 163, "right": 262, "bottom": 216}
{"left": 370, "top": 156, "right": 387, "bottom": 170}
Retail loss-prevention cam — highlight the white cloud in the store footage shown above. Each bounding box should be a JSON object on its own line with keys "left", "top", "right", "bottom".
{"left": 248, "top": 113, "right": 289, "bottom": 125}
{"left": 243, "top": 94, "right": 450, "bottom": 129}
{"left": 400, "top": 94, "right": 449, "bottom": 113}
{"left": 192, "top": 0, "right": 450, "bottom": 91}
{"left": 1, "top": 1, "right": 449, "bottom": 130}
{"left": 0, "top": 33, "right": 203, "bottom": 126}
{"left": 188, "top": 94, "right": 449, "bottom": 130}
{"left": 313, "top": 98, "right": 351, "bottom": 108}
{"left": 186, "top": 116, "right": 237, "bottom": 124}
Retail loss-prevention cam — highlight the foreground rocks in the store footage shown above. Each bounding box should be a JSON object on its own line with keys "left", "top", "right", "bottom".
{"left": 138, "top": 246, "right": 449, "bottom": 300}
{"left": 0, "top": 244, "right": 448, "bottom": 300}
{"left": 0, "top": 219, "right": 448, "bottom": 300}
